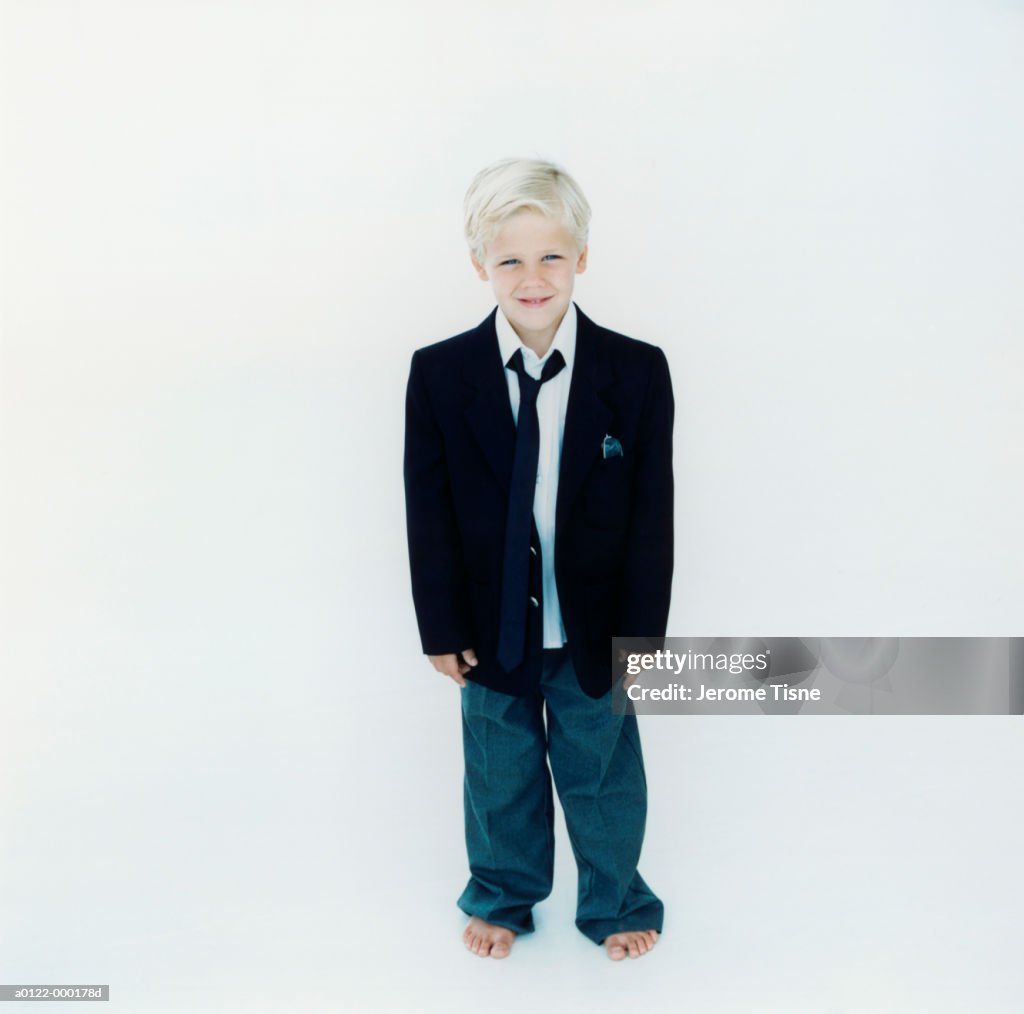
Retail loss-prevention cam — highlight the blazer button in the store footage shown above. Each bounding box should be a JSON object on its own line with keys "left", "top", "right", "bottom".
{"left": 530, "top": 546, "right": 537, "bottom": 556}
{"left": 529, "top": 596, "right": 539, "bottom": 607}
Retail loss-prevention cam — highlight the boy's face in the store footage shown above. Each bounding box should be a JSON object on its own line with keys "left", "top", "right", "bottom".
{"left": 471, "top": 208, "right": 588, "bottom": 346}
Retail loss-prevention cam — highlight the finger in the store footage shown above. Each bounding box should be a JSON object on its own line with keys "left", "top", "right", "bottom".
{"left": 461, "top": 648, "right": 479, "bottom": 667}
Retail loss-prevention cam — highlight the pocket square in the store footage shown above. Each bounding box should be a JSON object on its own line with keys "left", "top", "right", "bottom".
{"left": 602, "top": 434, "right": 623, "bottom": 459}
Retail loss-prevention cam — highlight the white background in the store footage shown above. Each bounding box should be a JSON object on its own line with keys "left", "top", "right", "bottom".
{"left": 1, "top": 1, "right": 1022, "bottom": 1011}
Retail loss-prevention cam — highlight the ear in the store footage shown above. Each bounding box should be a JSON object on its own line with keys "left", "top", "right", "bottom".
{"left": 575, "top": 244, "right": 588, "bottom": 273}
{"left": 470, "top": 253, "right": 489, "bottom": 281}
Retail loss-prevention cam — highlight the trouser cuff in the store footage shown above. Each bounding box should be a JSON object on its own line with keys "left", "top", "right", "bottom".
{"left": 456, "top": 899, "right": 536, "bottom": 936}
{"left": 577, "top": 900, "right": 665, "bottom": 946}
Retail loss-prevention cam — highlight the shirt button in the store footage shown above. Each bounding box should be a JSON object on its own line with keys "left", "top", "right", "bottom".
{"left": 529, "top": 596, "right": 539, "bottom": 608}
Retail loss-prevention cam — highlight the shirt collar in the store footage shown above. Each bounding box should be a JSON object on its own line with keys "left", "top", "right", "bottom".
{"left": 495, "top": 300, "right": 577, "bottom": 374}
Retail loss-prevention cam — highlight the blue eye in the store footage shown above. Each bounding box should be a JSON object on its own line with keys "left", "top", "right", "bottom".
{"left": 499, "top": 255, "right": 561, "bottom": 266}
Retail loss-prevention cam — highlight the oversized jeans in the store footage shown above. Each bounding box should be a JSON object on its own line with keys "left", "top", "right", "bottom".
{"left": 457, "top": 645, "right": 664, "bottom": 945}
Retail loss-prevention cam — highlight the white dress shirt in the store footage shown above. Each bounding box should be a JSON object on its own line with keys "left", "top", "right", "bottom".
{"left": 495, "top": 300, "right": 577, "bottom": 649}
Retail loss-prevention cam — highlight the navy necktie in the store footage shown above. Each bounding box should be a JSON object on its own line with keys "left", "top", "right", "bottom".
{"left": 496, "top": 347, "right": 567, "bottom": 674}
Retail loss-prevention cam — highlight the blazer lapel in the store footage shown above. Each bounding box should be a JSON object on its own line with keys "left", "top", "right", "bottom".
{"left": 462, "top": 306, "right": 517, "bottom": 492}
{"left": 556, "top": 304, "right": 613, "bottom": 535}
{"left": 462, "top": 301, "right": 613, "bottom": 535}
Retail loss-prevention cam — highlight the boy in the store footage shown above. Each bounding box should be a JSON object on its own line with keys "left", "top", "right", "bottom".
{"left": 403, "top": 157, "right": 673, "bottom": 961}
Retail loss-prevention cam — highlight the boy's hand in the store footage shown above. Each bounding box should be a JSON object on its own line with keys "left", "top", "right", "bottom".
{"left": 428, "top": 649, "right": 478, "bottom": 687}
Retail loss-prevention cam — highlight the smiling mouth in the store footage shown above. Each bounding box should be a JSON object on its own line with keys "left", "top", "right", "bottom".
{"left": 518, "top": 296, "right": 553, "bottom": 307}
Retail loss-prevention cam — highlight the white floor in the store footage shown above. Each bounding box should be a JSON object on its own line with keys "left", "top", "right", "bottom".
{"left": 3, "top": 642, "right": 1022, "bottom": 1013}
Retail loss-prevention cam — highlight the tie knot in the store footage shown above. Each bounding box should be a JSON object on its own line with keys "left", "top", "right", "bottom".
{"left": 507, "top": 348, "right": 566, "bottom": 399}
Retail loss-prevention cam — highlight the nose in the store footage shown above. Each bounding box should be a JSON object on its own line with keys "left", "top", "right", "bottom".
{"left": 522, "top": 261, "right": 546, "bottom": 285}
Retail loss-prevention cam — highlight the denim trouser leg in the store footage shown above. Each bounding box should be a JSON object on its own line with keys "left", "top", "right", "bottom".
{"left": 457, "top": 677, "right": 554, "bottom": 935}
{"left": 542, "top": 648, "right": 664, "bottom": 945}
{"left": 457, "top": 647, "right": 664, "bottom": 944}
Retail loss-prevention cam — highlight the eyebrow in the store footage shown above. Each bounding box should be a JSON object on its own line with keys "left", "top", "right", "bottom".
{"left": 496, "top": 249, "right": 565, "bottom": 258}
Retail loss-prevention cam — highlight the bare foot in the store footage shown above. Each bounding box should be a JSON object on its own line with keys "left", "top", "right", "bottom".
{"left": 604, "top": 929, "right": 658, "bottom": 960}
{"left": 463, "top": 916, "right": 517, "bottom": 958}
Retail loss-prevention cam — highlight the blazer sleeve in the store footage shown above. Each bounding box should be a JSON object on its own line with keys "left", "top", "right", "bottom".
{"left": 617, "top": 346, "right": 674, "bottom": 641}
{"left": 403, "top": 350, "right": 475, "bottom": 655}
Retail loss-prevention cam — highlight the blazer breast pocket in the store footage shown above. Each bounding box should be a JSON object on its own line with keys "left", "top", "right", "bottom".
{"left": 582, "top": 455, "right": 631, "bottom": 530}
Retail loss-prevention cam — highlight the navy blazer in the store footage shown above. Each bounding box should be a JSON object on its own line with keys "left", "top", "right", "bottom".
{"left": 403, "top": 301, "right": 674, "bottom": 699}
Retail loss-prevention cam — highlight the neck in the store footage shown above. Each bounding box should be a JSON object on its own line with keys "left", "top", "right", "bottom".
{"left": 510, "top": 306, "right": 566, "bottom": 358}
{"left": 516, "top": 331, "right": 554, "bottom": 358}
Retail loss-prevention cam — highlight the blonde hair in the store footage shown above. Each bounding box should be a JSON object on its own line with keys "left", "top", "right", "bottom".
{"left": 463, "top": 156, "right": 591, "bottom": 264}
